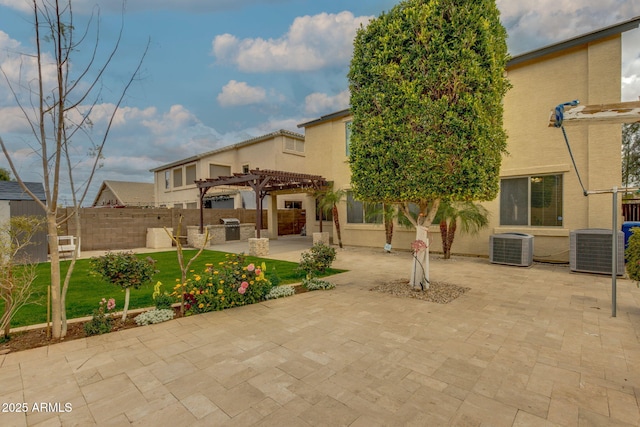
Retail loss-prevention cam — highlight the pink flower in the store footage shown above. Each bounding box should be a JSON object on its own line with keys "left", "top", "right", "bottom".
{"left": 107, "top": 298, "right": 116, "bottom": 311}
{"left": 247, "top": 263, "right": 255, "bottom": 272}
{"left": 411, "top": 240, "right": 428, "bottom": 253}
{"left": 241, "top": 281, "right": 249, "bottom": 289}
{"left": 255, "top": 269, "right": 261, "bottom": 276}
{"left": 238, "top": 287, "right": 246, "bottom": 294}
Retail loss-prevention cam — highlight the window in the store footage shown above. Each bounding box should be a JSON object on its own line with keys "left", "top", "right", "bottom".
{"left": 500, "top": 175, "right": 563, "bottom": 226}
{"left": 345, "top": 121, "right": 352, "bottom": 156}
{"left": 210, "top": 164, "right": 231, "bottom": 179}
{"left": 285, "top": 201, "right": 302, "bottom": 209}
{"left": 284, "top": 137, "right": 304, "bottom": 153}
{"left": 242, "top": 164, "right": 250, "bottom": 174}
{"left": 346, "top": 191, "right": 382, "bottom": 224}
{"left": 185, "top": 164, "right": 196, "bottom": 185}
{"left": 186, "top": 202, "right": 197, "bottom": 209}
{"left": 164, "top": 171, "right": 170, "bottom": 190}
{"left": 172, "top": 168, "right": 182, "bottom": 188}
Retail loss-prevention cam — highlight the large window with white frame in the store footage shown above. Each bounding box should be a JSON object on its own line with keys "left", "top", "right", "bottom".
{"left": 500, "top": 174, "right": 563, "bottom": 226}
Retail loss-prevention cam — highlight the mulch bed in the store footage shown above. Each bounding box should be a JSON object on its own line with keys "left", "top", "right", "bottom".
{"left": 1, "top": 284, "right": 311, "bottom": 354}
{"left": 0, "top": 309, "right": 182, "bottom": 354}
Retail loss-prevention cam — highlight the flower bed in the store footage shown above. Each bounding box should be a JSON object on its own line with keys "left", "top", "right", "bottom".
{"left": 172, "top": 254, "right": 275, "bottom": 315}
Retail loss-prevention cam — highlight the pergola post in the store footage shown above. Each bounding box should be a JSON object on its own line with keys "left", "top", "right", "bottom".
{"left": 268, "top": 193, "right": 279, "bottom": 240}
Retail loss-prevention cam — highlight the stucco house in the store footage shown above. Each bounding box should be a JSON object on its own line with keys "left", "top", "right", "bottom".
{"left": 92, "top": 180, "right": 154, "bottom": 207}
{"left": 150, "top": 130, "right": 309, "bottom": 211}
{"left": 298, "top": 17, "right": 640, "bottom": 262}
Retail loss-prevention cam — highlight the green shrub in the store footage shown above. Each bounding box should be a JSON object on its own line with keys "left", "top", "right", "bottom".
{"left": 152, "top": 281, "right": 174, "bottom": 309}
{"left": 83, "top": 298, "right": 115, "bottom": 336}
{"left": 298, "top": 243, "right": 337, "bottom": 278}
{"left": 626, "top": 227, "right": 640, "bottom": 286}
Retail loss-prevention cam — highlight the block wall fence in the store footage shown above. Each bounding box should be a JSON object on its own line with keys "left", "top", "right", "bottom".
{"left": 56, "top": 207, "right": 305, "bottom": 251}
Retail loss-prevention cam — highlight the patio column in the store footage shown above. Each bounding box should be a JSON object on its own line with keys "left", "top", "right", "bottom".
{"left": 268, "top": 193, "right": 278, "bottom": 240}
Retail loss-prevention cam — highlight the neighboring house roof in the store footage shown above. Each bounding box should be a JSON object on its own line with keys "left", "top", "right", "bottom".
{"left": 92, "top": 180, "right": 154, "bottom": 207}
{"left": 298, "top": 16, "right": 640, "bottom": 129}
{"left": 150, "top": 129, "right": 305, "bottom": 173}
{"left": 0, "top": 181, "right": 46, "bottom": 202}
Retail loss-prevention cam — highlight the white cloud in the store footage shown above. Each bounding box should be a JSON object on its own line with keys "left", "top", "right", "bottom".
{"left": 0, "top": 30, "right": 63, "bottom": 108}
{"left": 304, "top": 89, "right": 349, "bottom": 115}
{"left": 622, "top": 28, "right": 640, "bottom": 101}
{"left": 142, "top": 104, "right": 200, "bottom": 135}
{"left": 497, "top": 0, "right": 640, "bottom": 54}
{"left": 217, "top": 80, "right": 267, "bottom": 107}
{"left": 212, "top": 11, "right": 372, "bottom": 72}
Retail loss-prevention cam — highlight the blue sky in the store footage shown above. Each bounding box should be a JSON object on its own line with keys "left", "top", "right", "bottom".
{"left": 0, "top": 0, "right": 639, "bottom": 205}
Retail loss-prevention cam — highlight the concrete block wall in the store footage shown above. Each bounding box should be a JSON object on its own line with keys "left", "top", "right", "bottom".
{"left": 57, "top": 207, "right": 300, "bottom": 251}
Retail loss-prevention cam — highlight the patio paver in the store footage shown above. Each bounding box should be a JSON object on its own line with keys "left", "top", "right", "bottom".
{"left": 1, "top": 241, "right": 640, "bottom": 426}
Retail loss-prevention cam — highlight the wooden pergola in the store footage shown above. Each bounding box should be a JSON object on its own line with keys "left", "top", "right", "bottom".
{"left": 196, "top": 169, "right": 328, "bottom": 237}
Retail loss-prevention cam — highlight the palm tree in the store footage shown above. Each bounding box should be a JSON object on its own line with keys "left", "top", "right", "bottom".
{"left": 366, "top": 203, "right": 413, "bottom": 251}
{"left": 316, "top": 183, "right": 346, "bottom": 248}
{"left": 434, "top": 201, "right": 489, "bottom": 259}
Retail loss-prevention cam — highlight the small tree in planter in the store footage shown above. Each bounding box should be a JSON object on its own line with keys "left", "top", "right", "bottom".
{"left": 90, "top": 252, "right": 158, "bottom": 321}
{"left": 298, "top": 243, "right": 337, "bottom": 279}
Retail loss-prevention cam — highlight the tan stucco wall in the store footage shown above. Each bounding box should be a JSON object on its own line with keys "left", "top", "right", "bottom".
{"left": 302, "top": 36, "right": 623, "bottom": 260}
{"left": 153, "top": 134, "right": 308, "bottom": 211}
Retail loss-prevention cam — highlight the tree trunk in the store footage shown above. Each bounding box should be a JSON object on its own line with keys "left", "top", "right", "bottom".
{"left": 385, "top": 216, "right": 393, "bottom": 245}
{"left": 2, "top": 273, "right": 12, "bottom": 338}
{"left": 332, "top": 204, "right": 342, "bottom": 248}
{"left": 47, "top": 213, "right": 62, "bottom": 338}
{"left": 61, "top": 209, "right": 81, "bottom": 336}
{"left": 439, "top": 220, "right": 449, "bottom": 259}
{"left": 407, "top": 200, "right": 439, "bottom": 289}
{"left": 445, "top": 219, "right": 457, "bottom": 260}
{"left": 122, "top": 287, "right": 130, "bottom": 322}
{"left": 411, "top": 226, "right": 429, "bottom": 289}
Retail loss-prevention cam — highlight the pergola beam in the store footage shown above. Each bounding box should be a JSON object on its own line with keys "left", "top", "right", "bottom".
{"left": 548, "top": 101, "right": 640, "bottom": 127}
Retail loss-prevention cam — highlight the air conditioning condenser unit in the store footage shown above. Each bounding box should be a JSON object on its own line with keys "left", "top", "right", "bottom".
{"left": 570, "top": 229, "right": 624, "bottom": 275}
{"left": 489, "top": 233, "right": 534, "bottom": 267}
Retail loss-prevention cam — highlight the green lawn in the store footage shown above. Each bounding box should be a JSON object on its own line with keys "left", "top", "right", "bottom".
{"left": 6, "top": 250, "right": 345, "bottom": 328}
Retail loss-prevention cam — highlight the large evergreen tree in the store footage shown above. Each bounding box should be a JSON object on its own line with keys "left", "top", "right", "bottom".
{"left": 622, "top": 123, "right": 640, "bottom": 188}
{"left": 348, "top": 0, "right": 509, "bottom": 286}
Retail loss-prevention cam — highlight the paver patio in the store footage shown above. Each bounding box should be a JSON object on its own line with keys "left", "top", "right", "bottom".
{"left": 1, "top": 240, "right": 640, "bottom": 426}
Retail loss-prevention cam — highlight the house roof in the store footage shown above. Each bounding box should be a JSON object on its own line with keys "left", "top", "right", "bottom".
{"left": 508, "top": 15, "right": 640, "bottom": 67}
{"left": 298, "top": 16, "right": 640, "bottom": 129}
{"left": 0, "top": 181, "right": 46, "bottom": 202}
{"left": 150, "top": 129, "right": 305, "bottom": 173}
{"left": 92, "top": 180, "right": 154, "bottom": 207}
{"left": 297, "top": 109, "right": 351, "bottom": 129}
